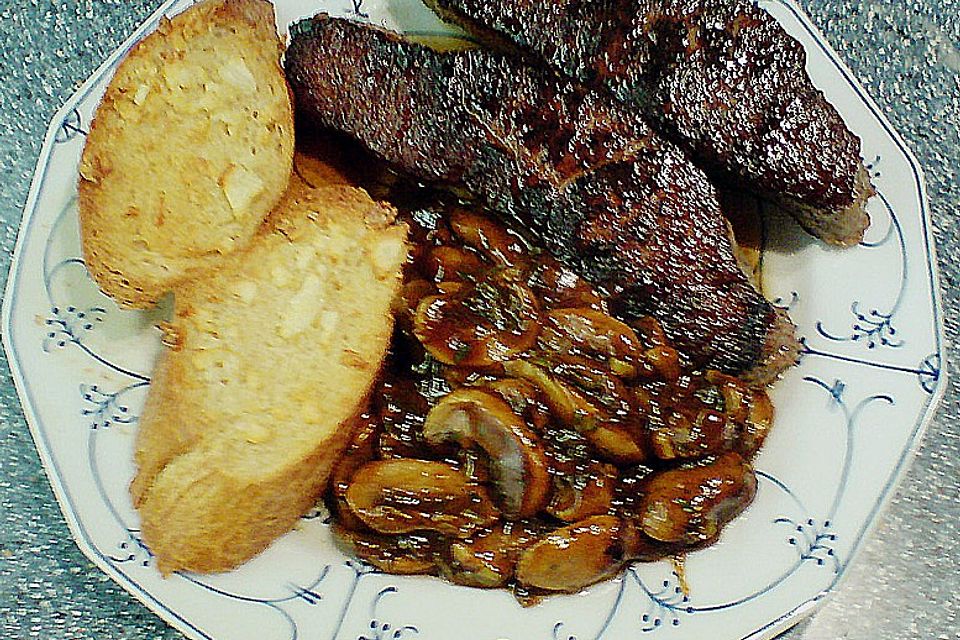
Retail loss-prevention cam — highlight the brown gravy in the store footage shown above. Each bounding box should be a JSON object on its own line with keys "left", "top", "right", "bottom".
{"left": 326, "top": 189, "right": 772, "bottom": 603}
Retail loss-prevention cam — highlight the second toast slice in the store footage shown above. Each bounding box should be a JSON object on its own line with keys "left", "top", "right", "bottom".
{"left": 130, "top": 185, "right": 408, "bottom": 573}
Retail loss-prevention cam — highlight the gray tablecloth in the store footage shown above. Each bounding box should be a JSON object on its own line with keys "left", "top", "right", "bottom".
{"left": 1, "top": 1, "right": 957, "bottom": 638}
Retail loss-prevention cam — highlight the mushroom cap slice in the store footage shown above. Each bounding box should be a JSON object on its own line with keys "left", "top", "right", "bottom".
{"left": 332, "top": 525, "right": 440, "bottom": 575}
{"left": 516, "top": 515, "right": 635, "bottom": 592}
{"left": 441, "top": 521, "right": 541, "bottom": 588}
{"left": 423, "top": 388, "right": 551, "bottom": 518}
{"left": 345, "top": 459, "right": 500, "bottom": 537}
{"left": 546, "top": 462, "right": 617, "bottom": 522}
{"left": 638, "top": 452, "right": 758, "bottom": 545}
{"left": 413, "top": 273, "right": 540, "bottom": 367}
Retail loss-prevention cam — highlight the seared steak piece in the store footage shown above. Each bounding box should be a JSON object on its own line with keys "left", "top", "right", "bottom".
{"left": 425, "top": 0, "right": 873, "bottom": 246}
{"left": 286, "top": 16, "right": 798, "bottom": 380}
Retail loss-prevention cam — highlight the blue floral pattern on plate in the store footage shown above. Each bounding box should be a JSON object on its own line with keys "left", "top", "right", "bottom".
{"left": 0, "top": 0, "right": 945, "bottom": 639}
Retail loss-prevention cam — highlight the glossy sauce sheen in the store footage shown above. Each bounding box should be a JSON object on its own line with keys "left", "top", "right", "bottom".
{"left": 327, "top": 202, "right": 770, "bottom": 601}
{"left": 284, "top": 15, "right": 798, "bottom": 377}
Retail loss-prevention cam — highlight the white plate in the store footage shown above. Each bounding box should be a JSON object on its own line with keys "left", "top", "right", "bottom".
{"left": 1, "top": 1, "right": 946, "bottom": 639}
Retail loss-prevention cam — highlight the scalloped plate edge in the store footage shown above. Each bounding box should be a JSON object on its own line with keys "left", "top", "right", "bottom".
{"left": 1, "top": 1, "right": 948, "bottom": 640}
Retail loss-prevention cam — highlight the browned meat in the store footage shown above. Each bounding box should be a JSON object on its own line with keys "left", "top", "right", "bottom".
{"left": 425, "top": 0, "right": 872, "bottom": 246}
{"left": 285, "top": 15, "right": 799, "bottom": 379}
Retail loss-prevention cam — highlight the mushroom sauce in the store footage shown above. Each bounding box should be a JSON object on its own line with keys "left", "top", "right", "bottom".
{"left": 327, "top": 197, "right": 773, "bottom": 603}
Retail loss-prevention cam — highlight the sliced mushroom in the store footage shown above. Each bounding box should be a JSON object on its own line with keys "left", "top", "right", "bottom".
{"left": 546, "top": 463, "right": 617, "bottom": 522}
{"left": 648, "top": 404, "right": 735, "bottom": 460}
{"left": 549, "top": 355, "right": 635, "bottom": 418}
{"left": 440, "top": 521, "right": 541, "bottom": 588}
{"left": 705, "top": 370, "right": 775, "bottom": 458}
{"left": 503, "top": 359, "right": 647, "bottom": 464}
{"left": 423, "top": 388, "right": 551, "bottom": 518}
{"left": 647, "top": 372, "right": 774, "bottom": 461}
{"left": 539, "top": 308, "right": 646, "bottom": 378}
{"left": 345, "top": 459, "right": 500, "bottom": 537}
{"left": 480, "top": 377, "right": 549, "bottom": 431}
{"left": 548, "top": 356, "right": 648, "bottom": 462}
{"left": 449, "top": 208, "right": 528, "bottom": 268}
{"left": 515, "top": 515, "right": 636, "bottom": 592}
{"left": 424, "top": 245, "right": 485, "bottom": 282}
{"left": 503, "top": 359, "right": 580, "bottom": 424}
{"left": 526, "top": 262, "right": 605, "bottom": 311}
{"left": 332, "top": 525, "right": 440, "bottom": 575}
{"left": 637, "top": 452, "right": 758, "bottom": 546}
{"left": 632, "top": 316, "right": 682, "bottom": 381}
{"left": 414, "top": 274, "right": 541, "bottom": 367}
{"left": 581, "top": 422, "right": 648, "bottom": 464}
{"left": 557, "top": 363, "right": 648, "bottom": 463}
{"left": 330, "top": 412, "right": 381, "bottom": 531}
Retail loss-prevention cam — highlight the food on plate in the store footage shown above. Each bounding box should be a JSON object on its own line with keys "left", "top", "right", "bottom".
{"left": 129, "top": 186, "right": 408, "bottom": 573}
{"left": 78, "top": 0, "right": 294, "bottom": 308}
{"left": 514, "top": 515, "right": 635, "bottom": 592}
{"left": 344, "top": 459, "right": 501, "bottom": 536}
{"left": 96, "top": 0, "right": 857, "bottom": 598}
{"left": 284, "top": 15, "right": 799, "bottom": 382}
{"left": 637, "top": 451, "right": 757, "bottom": 544}
{"left": 425, "top": 0, "right": 873, "bottom": 246}
{"left": 326, "top": 202, "right": 768, "bottom": 599}
{"left": 258, "top": 143, "right": 353, "bottom": 227}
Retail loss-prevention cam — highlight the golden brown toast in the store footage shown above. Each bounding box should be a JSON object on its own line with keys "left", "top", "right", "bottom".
{"left": 130, "top": 185, "right": 408, "bottom": 574}
{"left": 78, "top": 0, "right": 294, "bottom": 308}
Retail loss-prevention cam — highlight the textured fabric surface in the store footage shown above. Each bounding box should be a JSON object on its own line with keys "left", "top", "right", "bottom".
{"left": 0, "top": 1, "right": 956, "bottom": 638}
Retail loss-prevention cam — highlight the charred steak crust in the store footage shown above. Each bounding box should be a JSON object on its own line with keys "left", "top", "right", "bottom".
{"left": 425, "top": 0, "right": 872, "bottom": 246}
{"left": 285, "top": 16, "right": 798, "bottom": 378}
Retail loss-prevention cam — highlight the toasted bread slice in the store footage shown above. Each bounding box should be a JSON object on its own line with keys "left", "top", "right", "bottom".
{"left": 257, "top": 143, "right": 354, "bottom": 220}
{"left": 130, "top": 185, "right": 408, "bottom": 574}
{"left": 78, "top": 0, "right": 294, "bottom": 308}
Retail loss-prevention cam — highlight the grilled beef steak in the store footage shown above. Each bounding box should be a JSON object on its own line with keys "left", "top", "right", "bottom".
{"left": 425, "top": 0, "right": 873, "bottom": 246}
{"left": 285, "top": 16, "right": 798, "bottom": 380}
